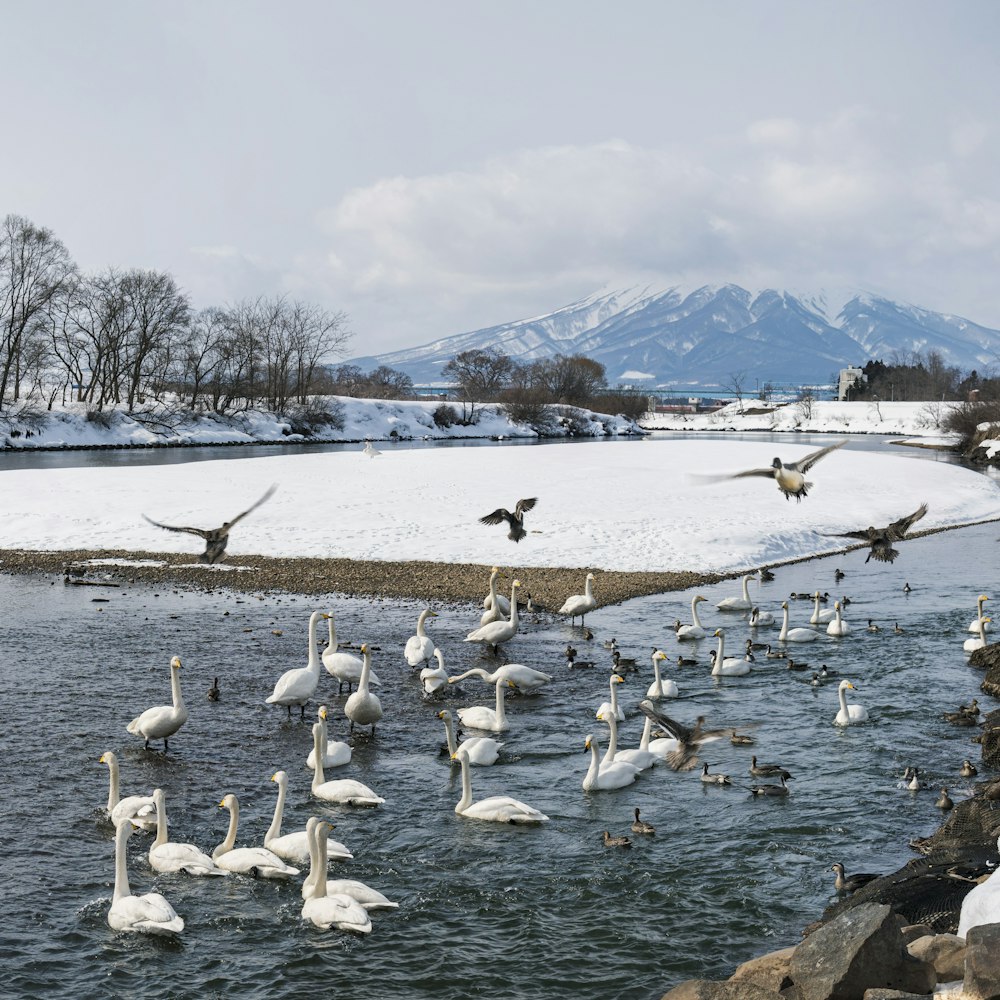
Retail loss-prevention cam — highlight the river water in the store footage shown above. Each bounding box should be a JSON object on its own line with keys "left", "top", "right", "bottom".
{"left": 1, "top": 435, "right": 997, "bottom": 999}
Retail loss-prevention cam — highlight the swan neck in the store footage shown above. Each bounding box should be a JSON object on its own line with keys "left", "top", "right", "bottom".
{"left": 327, "top": 615, "right": 337, "bottom": 651}
{"left": 170, "top": 663, "right": 184, "bottom": 708}
{"left": 442, "top": 714, "right": 457, "bottom": 756}
{"left": 307, "top": 612, "right": 321, "bottom": 674}
{"left": 358, "top": 648, "right": 372, "bottom": 694}
{"left": 315, "top": 826, "right": 329, "bottom": 897}
{"left": 652, "top": 658, "right": 662, "bottom": 687}
{"left": 312, "top": 724, "right": 326, "bottom": 787}
{"left": 691, "top": 598, "right": 703, "bottom": 628}
{"left": 712, "top": 633, "right": 725, "bottom": 673}
{"left": 222, "top": 800, "right": 239, "bottom": 852}
{"left": 604, "top": 713, "right": 619, "bottom": 762}
{"left": 113, "top": 820, "right": 131, "bottom": 901}
{"left": 494, "top": 679, "right": 507, "bottom": 722}
{"left": 585, "top": 739, "right": 601, "bottom": 784}
{"left": 838, "top": 684, "right": 848, "bottom": 713}
{"left": 266, "top": 777, "right": 286, "bottom": 842}
{"left": 508, "top": 582, "right": 519, "bottom": 625}
{"left": 779, "top": 605, "right": 789, "bottom": 640}
{"left": 153, "top": 790, "right": 168, "bottom": 848}
{"left": 105, "top": 756, "right": 120, "bottom": 811}
{"left": 417, "top": 610, "right": 429, "bottom": 637}
{"left": 457, "top": 754, "right": 473, "bottom": 811}
{"left": 742, "top": 576, "right": 750, "bottom": 600}
{"left": 640, "top": 715, "right": 652, "bottom": 750}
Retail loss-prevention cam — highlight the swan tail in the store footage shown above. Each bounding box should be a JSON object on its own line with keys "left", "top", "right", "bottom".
{"left": 126, "top": 716, "right": 141, "bottom": 735}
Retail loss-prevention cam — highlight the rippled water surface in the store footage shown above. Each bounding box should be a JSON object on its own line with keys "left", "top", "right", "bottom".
{"left": 2, "top": 511, "right": 998, "bottom": 999}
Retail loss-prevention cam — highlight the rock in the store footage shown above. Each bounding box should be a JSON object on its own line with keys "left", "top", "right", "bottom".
{"left": 730, "top": 946, "right": 796, "bottom": 993}
{"left": 790, "top": 902, "right": 935, "bottom": 1000}
{"left": 660, "top": 979, "right": 783, "bottom": 1000}
{"left": 964, "top": 922, "right": 1000, "bottom": 999}
{"left": 899, "top": 924, "right": 934, "bottom": 944}
{"left": 971, "top": 644, "right": 1000, "bottom": 700}
{"left": 861, "top": 991, "right": 932, "bottom": 999}
{"left": 906, "top": 933, "right": 966, "bottom": 982}
{"left": 978, "top": 709, "right": 1000, "bottom": 768}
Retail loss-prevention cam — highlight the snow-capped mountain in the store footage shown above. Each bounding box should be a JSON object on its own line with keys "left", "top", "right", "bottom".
{"left": 348, "top": 285, "right": 1000, "bottom": 386}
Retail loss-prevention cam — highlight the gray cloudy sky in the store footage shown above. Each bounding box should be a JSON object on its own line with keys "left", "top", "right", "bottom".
{"left": 4, "top": 1, "right": 1000, "bottom": 354}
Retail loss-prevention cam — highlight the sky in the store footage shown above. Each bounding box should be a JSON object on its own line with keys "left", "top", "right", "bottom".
{"left": 4, "top": 1, "right": 1000, "bottom": 359}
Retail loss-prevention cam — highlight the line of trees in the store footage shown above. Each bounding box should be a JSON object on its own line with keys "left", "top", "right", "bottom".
{"left": 845, "top": 353, "right": 1000, "bottom": 404}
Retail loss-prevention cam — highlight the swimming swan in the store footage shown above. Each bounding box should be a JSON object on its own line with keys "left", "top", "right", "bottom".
{"left": 809, "top": 592, "right": 837, "bottom": 625}
{"left": 964, "top": 616, "right": 992, "bottom": 654}
{"left": 109, "top": 818, "right": 184, "bottom": 935}
{"left": 452, "top": 748, "right": 549, "bottom": 823}
{"left": 212, "top": 794, "right": 299, "bottom": 878}
{"left": 597, "top": 710, "right": 657, "bottom": 772}
{"left": 717, "top": 574, "right": 753, "bottom": 611}
{"left": 404, "top": 608, "right": 438, "bottom": 666}
{"left": 677, "top": 595, "right": 709, "bottom": 640}
{"left": 710, "top": 629, "right": 751, "bottom": 676}
{"left": 457, "top": 679, "right": 515, "bottom": 733}
{"left": 596, "top": 673, "right": 626, "bottom": 722}
{"left": 306, "top": 705, "right": 352, "bottom": 770}
{"left": 420, "top": 649, "right": 450, "bottom": 696}
{"left": 310, "top": 722, "right": 384, "bottom": 805}
{"left": 582, "top": 732, "right": 639, "bottom": 791}
{"left": 826, "top": 600, "right": 852, "bottom": 637}
{"left": 646, "top": 649, "right": 679, "bottom": 698}
{"left": 100, "top": 751, "right": 156, "bottom": 831}
{"left": 344, "top": 643, "right": 383, "bottom": 734}
{"left": 779, "top": 602, "right": 820, "bottom": 643}
{"left": 480, "top": 566, "right": 510, "bottom": 624}
{"left": 834, "top": 679, "right": 869, "bottom": 726}
{"left": 266, "top": 770, "right": 352, "bottom": 864}
{"left": 148, "top": 788, "right": 226, "bottom": 876}
{"left": 967, "top": 594, "right": 992, "bottom": 634}
{"left": 266, "top": 610, "right": 327, "bottom": 718}
{"left": 126, "top": 655, "right": 189, "bottom": 750}
{"left": 437, "top": 708, "right": 503, "bottom": 766}
{"left": 447, "top": 663, "right": 553, "bottom": 693}
{"left": 301, "top": 818, "right": 372, "bottom": 934}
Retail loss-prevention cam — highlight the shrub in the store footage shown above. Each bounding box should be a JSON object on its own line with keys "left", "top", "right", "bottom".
{"left": 590, "top": 391, "right": 648, "bottom": 420}
{"left": 500, "top": 388, "right": 556, "bottom": 434}
{"left": 286, "top": 398, "right": 345, "bottom": 435}
{"left": 85, "top": 408, "right": 114, "bottom": 429}
{"left": 553, "top": 405, "right": 592, "bottom": 436}
{"left": 432, "top": 403, "right": 459, "bottom": 428}
{"left": 943, "top": 400, "right": 1000, "bottom": 453}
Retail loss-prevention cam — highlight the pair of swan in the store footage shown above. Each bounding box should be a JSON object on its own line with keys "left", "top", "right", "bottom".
{"left": 404, "top": 609, "right": 438, "bottom": 666}
{"left": 826, "top": 601, "right": 852, "bottom": 636}
{"left": 834, "top": 680, "right": 869, "bottom": 726}
{"left": 109, "top": 818, "right": 185, "bottom": 935}
{"left": 301, "top": 817, "right": 371, "bottom": 934}
{"left": 322, "top": 613, "right": 380, "bottom": 693}
{"left": 964, "top": 616, "right": 992, "bottom": 653}
{"left": 267, "top": 770, "right": 352, "bottom": 863}
{"left": 779, "top": 602, "right": 820, "bottom": 643}
{"left": 480, "top": 566, "right": 510, "bottom": 625}
{"left": 559, "top": 572, "right": 597, "bottom": 624}
{"left": 100, "top": 750, "right": 156, "bottom": 831}
{"left": 457, "top": 679, "right": 515, "bottom": 733}
{"left": 344, "top": 644, "right": 382, "bottom": 733}
{"left": 212, "top": 794, "right": 300, "bottom": 878}
{"left": 311, "top": 721, "right": 384, "bottom": 805}
{"left": 710, "top": 629, "right": 751, "bottom": 676}
{"left": 968, "top": 594, "right": 992, "bottom": 633}
{"left": 306, "top": 705, "right": 352, "bottom": 770}
{"left": 717, "top": 575, "right": 753, "bottom": 611}
{"left": 448, "top": 662, "right": 553, "bottom": 694}
{"left": 149, "top": 788, "right": 226, "bottom": 876}
{"left": 266, "top": 610, "right": 328, "bottom": 718}
{"left": 465, "top": 579, "right": 522, "bottom": 653}
{"left": 437, "top": 708, "right": 503, "bottom": 766}
{"left": 452, "top": 747, "right": 548, "bottom": 822}
{"left": 676, "top": 595, "right": 708, "bottom": 640}
{"left": 597, "top": 711, "right": 658, "bottom": 772}
{"left": 301, "top": 820, "right": 398, "bottom": 909}
{"left": 126, "top": 655, "right": 188, "bottom": 750}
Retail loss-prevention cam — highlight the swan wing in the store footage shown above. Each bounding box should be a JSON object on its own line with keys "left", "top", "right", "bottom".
{"left": 267, "top": 667, "right": 316, "bottom": 704}
{"left": 324, "top": 879, "right": 399, "bottom": 909}
{"left": 110, "top": 892, "right": 185, "bottom": 934}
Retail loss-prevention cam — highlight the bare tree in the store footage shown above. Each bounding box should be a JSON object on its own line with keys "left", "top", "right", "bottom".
{"left": 723, "top": 370, "right": 748, "bottom": 414}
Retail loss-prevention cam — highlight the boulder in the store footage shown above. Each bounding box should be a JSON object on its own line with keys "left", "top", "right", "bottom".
{"left": 789, "top": 902, "right": 935, "bottom": 1000}
{"left": 970, "top": 645, "right": 1000, "bottom": 701}
{"left": 906, "top": 933, "right": 966, "bottom": 982}
{"left": 660, "top": 979, "right": 783, "bottom": 1000}
{"left": 860, "top": 991, "right": 932, "bottom": 999}
{"left": 898, "top": 924, "right": 934, "bottom": 944}
{"left": 729, "top": 946, "right": 796, "bottom": 993}
{"left": 964, "top": 922, "right": 1000, "bottom": 999}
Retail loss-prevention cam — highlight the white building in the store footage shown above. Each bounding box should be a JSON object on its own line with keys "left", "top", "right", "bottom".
{"left": 837, "top": 367, "right": 865, "bottom": 401}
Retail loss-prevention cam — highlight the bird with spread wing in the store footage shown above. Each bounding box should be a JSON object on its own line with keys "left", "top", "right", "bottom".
{"left": 637, "top": 700, "right": 746, "bottom": 771}
{"left": 143, "top": 484, "right": 277, "bottom": 564}
{"left": 825, "top": 502, "right": 928, "bottom": 564}
{"left": 723, "top": 440, "right": 848, "bottom": 501}
{"left": 479, "top": 497, "right": 538, "bottom": 543}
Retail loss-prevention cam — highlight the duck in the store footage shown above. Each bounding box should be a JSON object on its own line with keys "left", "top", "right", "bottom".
{"left": 309, "top": 722, "right": 384, "bottom": 805}
{"left": 764, "top": 644, "right": 787, "bottom": 659}
{"left": 108, "top": 818, "right": 185, "bottom": 935}
{"left": 437, "top": 708, "right": 503, "bottom": 766}
{"left": 596, "top": 674, "right": 626, "bottom": 722}
{"left": 717, "top": 574, "right": 753, "bottom": 611}
{"left": 943, "top": 702, "right": 980, "bottom": 726}
{"left": 710, "top": 629, "right": 751, "bottom": 676}
{"left": 448, "top": 662, "right": 553, "bottom": 694}
{"left": 148, "top": 788, "right": 226, "bottom": 876}
{"left": 826, "top": 600, "right": 852, "bottom": 637}
{"left": 404, "top": 608, "right": 438, "bottom": 666}
{"left": 602, "top": 831, "right": 632, "bottom": 848}
{"left": 867, "top": 619, "right": 882, "bottom": 633}
{"left": 750, "top": 756, "right": 793, "bottom": 780}
{"left": 968, "top": 595, "right": 992, "bottom": 634}
{"left": 631, "top": 808, "right": 655, "bottom": 835}
{"left": 750, "top": 776, "right": 790, "bottom": 796}
{"left": 558, "top": 572, "right": 597, "bottom": 624}
{"left": 598, "top": 710, "right": 658, "bottom": 772}
{"left": 126, "top": 655, "right": 189, "bottom": 750}
{"left": 677, "top": 654, "right": 698, "bottom": 667}
{"left": 750, "top": 607, "right": 774, "bottom": 628}
{"left": 566, "top": 648, "right": 594, "bottom": 669}
{"left": 266, "top": 771, "right": 352, "bottom": 864}
{"left": 676, "top": 595, "right": 709, "bottom": 640}
{"left": 100, "top": 751, "right": 156, "bottom": 831}
{"left": 964, "top": 616, "right": 992, "bottom": 654}
{"left": 300, "top": 818, "right": 372, "bottom": 934}
{"left": 787, "top": 658, "right": 810, "bottom": 671}
{"left": 478, "top": 496, "right": 537, "bottom": 543}
{"left": 212, "top": 794, "right": 300, "bottom": 878}
{"left": 936, "top": 788, "right": 954, "bottom": 810}
{"left": 819, "top": 664, "right": 835, "bottom": 678}
{"left": 825, "top": 502, "right": 928, "bottom": 564}
{"left": 582, "top": 733, "right": 640, "bottom": 791}
{"left": 779, "top": 602, "right": 820, "bottom": 643}
{"left": 452, "top": 747, "right": 549, "bottom": 822}
{"left": 206, "top": 677, "right": 220, "bottom": 701}
{"left": 901, "top": 766, "right": 927, "bottom": 791}
{"left": 759, "top": 568, "right": 775, "bottom": 582}
{"left": 419, "top": 649, "right": 450, "bottom": 696}
{"left": 904, "top": 582, "right": 912, "bottom": 593}
{"left": 831, "top": 862, "right": 879, "bottom": 894}
{"left": 961, "top": 759, "right": 979, "bottom": 778}
{"left": 724, "top": 440, "right": 848, "bottom": 501}
{"left": 834, "top": 568, "right": 845, "bottom": 582}
{"left": 464, "top": 579, "right": 522, "bottom": 654}
{"left": 809, "top": 592, "right": 837, "bottom": 625}
{"left": 834, "top": 679, "right": 869, "bottom": 726}
{"left": 344, "top": 643, "right": 383, "bottom": 734}
{"left": 700, "top": 763, "right": 732, "bottom": 785}
{"left": 266, "top": 611, "right": 327, "bottom": 718}
{"left": 730, "top": 730, "right": 755, "bottom": 746}
{"left": 322, "top": 613, "right": 377, "bottom": 694}
{"left": 457, "top": 679, "right": 515, "bottom": 733}
{"left": 611, "top": 647, "right": 638, "bottom": 673}
{"left": 636, "top": 702, "right": 730, "bottom": 772}
{"left": 306, "top": 705, "right": 352, "bottom": 770}
{"left": 646, "top": 649, "right": 679, "bottom": 698}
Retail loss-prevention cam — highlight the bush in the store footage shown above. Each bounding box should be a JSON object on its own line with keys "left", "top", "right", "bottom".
{"left": 590, "top": 391, "right": 648, "bottom": 420}
{"left": 85, "top": 408, "right": 114, "bottom": 429}
{"left": 553, "top": 405, "right": 592, "bottom": 436}
{"left": 286, "top": 398, "right": 345, "bottom": 435}
{"left": 500, "top": 388, "right": 557, "bottom": 434}
{"left": 943, "top": 400, "right": 1000, "bottom": 453}
{"left": 432, "top": 403, "right": 460, "bottom": 428}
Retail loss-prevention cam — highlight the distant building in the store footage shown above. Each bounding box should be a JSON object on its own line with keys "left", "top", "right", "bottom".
{"left": 837, "top": 367, "right": 865, "bottom": 401}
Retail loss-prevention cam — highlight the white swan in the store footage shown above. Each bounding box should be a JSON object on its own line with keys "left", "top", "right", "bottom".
{"left": 100, "top": 751, "right": 156, "bottom": 831}
{"left": 968, "top": 594, "right": 992, "bottom": 634}
{"left": 447, "top": 662, "right": 553, "bottom": 694}
{"left": 595, "top": 673, "right": 626, "bottom": 722}
{"left": 779, "top": 601, "right": 820, "bottom": 643}
{"left": 457, "top": 678, "right": 514, "bottom": 733}
{"left": 677, "top": 595, "right": 709, "bottom": 640}
{"left": 404, "top": 608, "right": 438, "bottom": 666}
{"left": 750, "top": 606, "right": 774, "bottom": 627}
{"left": 301, "top": 818, "right": 372, "bottom": 934}
{"left": 437, "top": 708, "right": 502, "bottom": 766}
{"left": 344, "top": 643, "right": 383, "bottom": 734}
{"left": 559, "top": 572, "right": 597, "bottom": 623}
{"left": 148, "top": 788, "right": 226, "bottom": 876}
{"left": 108, "top": 818, "right": 184, "bottom": 935}
{"left": 710, "top": 629, "right": 751, "bottom": 676}
{"left": 266, "top": 770, "right": 353, "bottom": 864}
{"left": 964, "top": 616, "right": 992, "bottom": 654}
{"left": 452, "top": 748, "right": 549, "bottom": 823}
{"left": 480, "top": 566, "right": 510, "bottom": 624}
{"left": 323, "top": 878, "right": 400, "bottom": 910}
{"left": 310, "top": 721, "right": 384, "bottom": 805}
{"left": 306, "top": 705, "right": 352, "bottom": 770}
{"left": 809, "top": 592, "right": 837, "bottom": 625}
{"left": 212, "top": 794, "right": 300, "bottom": 878}
{"left": 582, "top": 732, "right": 639, "bottom": 791}
{"left": 126, "top": 655, "right": 188, "bottom": 750}
{"left": 465, "top": 579, "right": 522, "bottom": 652}
{"left": 420, "top": 649, "right": 450, "bottom": 696}
{"left": 826, "top": 600, "right": 852, "bottom": 637}
{"left": 646, "top": 649, "right": 679, "bottom": 698}
{"left": 717, "top": 574, "right": 753, "bottom": 611}
{"left": 322, "top": 613, "right": 379, "bottom": 693}
{"left": 266, "top": 610, "right": 327, "bottom": 718}
{"left": 957, "top": 834, "right": 1000, "bottom": 937}
{"left": 598, "top": 710, "right": 657, "bottom": 772}
{"left": 834, "top": 679, "right": 869, "bottom": 726}
{"left": 641, "top": 715, "right": 681, "bottom": 760}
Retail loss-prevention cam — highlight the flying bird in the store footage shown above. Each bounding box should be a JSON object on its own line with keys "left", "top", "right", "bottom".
{"left": 479, "top": 497, "right": 538, "bottom": 542}
{"left": 723, "top": 440, "right": 848, "bottom": 501}
{"left": 636, "top": 700, "right": 736, "bottom": 772}
{"left": 824, "top": 502, "right": 928, "bottom": 564}
{"left": 142, "top": 484, "right": 277, "bottom": 564}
